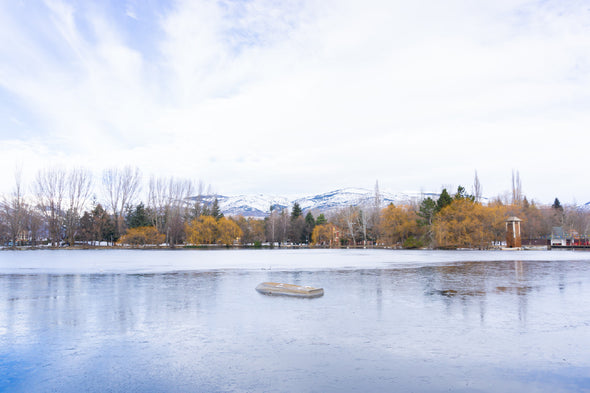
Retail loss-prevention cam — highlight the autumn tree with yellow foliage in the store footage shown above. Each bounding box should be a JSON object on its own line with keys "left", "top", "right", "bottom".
{"left": 311, "top": 223, "right": 339, "bottom": 247}
{"left": 216, "top": 217, "right": 243, "bottom": 245}
{"left": 118, "top": 226, "right": 165, "bottom": 246}
{"left": 432, "top": 199, "right": 505, "bottom": 249}
{"left": 378, "top": 204, "right": 422, "bottom": 247}
{"left": 185, "top": 216, "right": 243, "bottom": 246}
{"left": 185, "top": 216, "right": 218, "bottom": 244}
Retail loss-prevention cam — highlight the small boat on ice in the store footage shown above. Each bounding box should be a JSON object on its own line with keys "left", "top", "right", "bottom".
{"left": 255, "top": 282, "right": 324, "bottom": 298}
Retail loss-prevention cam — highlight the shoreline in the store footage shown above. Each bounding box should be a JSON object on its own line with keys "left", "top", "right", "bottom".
{"left": 0, "top": 244, "right": 565, "bottom": 251}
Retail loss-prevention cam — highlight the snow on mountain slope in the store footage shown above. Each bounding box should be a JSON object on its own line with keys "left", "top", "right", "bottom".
{"left": 188, "top": 194, "right": 289, "bottom": 218}
{"left": 190, "top": 188, "right": 439, "bottom": 218}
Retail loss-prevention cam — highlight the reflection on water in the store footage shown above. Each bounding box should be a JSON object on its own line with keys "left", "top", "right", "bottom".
{"left": 1, "top": 256, "right": 590, "bottom": 392}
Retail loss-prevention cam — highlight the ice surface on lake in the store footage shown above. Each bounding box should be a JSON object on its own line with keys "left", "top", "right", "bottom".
{"left": 1, "top": 248, "right": 590, "bottom": 274}
{"left": 1, "top": 249, "right": 590, "bottom": 392}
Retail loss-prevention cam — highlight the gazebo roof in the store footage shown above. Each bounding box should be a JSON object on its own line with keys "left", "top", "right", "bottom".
{"left": 505, "top": 216, "right": 523, "bottom": 222}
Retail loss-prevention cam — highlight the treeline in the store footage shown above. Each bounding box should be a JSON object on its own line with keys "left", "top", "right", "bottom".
{"left": 1, "top": 167, "right": 588, "bottom": 249}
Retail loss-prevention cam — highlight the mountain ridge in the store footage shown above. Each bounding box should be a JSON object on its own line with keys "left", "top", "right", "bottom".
{"left": 189, "top": 188, "right": 440, "bottom": 218}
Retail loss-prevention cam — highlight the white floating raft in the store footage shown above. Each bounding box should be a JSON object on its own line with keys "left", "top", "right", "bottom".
{"left": 255, "top": 282, "right": 324, "bottom": 298}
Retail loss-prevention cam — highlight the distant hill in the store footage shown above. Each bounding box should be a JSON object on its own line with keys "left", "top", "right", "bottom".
{"left": 188, "top": 188, "right": 439, "bottom": 218}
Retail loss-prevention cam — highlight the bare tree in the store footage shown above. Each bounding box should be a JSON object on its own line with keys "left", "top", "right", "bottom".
{"left": 359, "top": 208, "right": 369, "bottom": 245}
{"left": 564, "top": 205, "right": 590, "bottom": 238}
{"left": 148, "top": 176, "right": 168, "bottom": 234}
{"left": 64, "top": 168, "right": 93, "bottom": 246}
{"left": 266, "top": 206, "right": 278, "bottom": 245}
{"left": 511, "top": 170, "right": 522, "bottom": 205}
{"left": 35, "top": 168, "right": 67, "bottom": 247}
{"left": 344, "top": 205, "right": 358, "bottom": 246}
{"left": 370, "top": 180, "right": 382, "bottom": 243}
{"left": 473, "top": 170, "right": 482, "bottom": 203}
{"left": 278, "top": 209, "right": 290, "bottom": 245}
{"left": 102, "top": 166, "right": 142, "bottom": 237}
{"left": 27, "top": 205, "right": 44, "bottom": 246}
{"left": 166, "top": 178, "right": 194, "bottom": 246}
{"left": 1, "top": 166, "right": 28, "bottom": 247}
{"left": 148, "top": 176, "right": 194, "bottom": 246}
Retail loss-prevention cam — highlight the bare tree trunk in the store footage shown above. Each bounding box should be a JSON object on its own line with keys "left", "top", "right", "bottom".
{"left": 473, "top": 170, "right": 482, "bottom": 203}
{"left": 35, "top": 168, "right": 67, "bottom": 247}
{"left": 65, "top": 168, "right": 93, "bottom": 246}
{"left": 345, "top": 205, "right": 357, "bottom": 246}
{"left": 102, "top": 166, "right": 142, "bottom": 238}
{"left": 359, "top": 209, "right": 368, "bottom": 245}
{"left": 148, "top": 176, "right": 167, "bottom": 235}
{"left": 166, "top": 177, "right": 193, "bottom": 247}
{"left": 511, "top": 170, "right": 522, "bottom": 205}
{"left": 148, "top": 176, "right": 193, "bottom": 246}
{"left": 266, "top": 208, "right": 277, "bottom": 245}
{"left": 1, "top": 166, "right": 27, "bottom": 248}
{"left": 371, "top": 180, "right": 381, "bottom": 243}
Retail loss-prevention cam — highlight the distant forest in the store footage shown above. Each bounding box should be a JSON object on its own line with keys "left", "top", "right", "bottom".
{"left": 1, "top": 166, "right": 586, "bottom": 249}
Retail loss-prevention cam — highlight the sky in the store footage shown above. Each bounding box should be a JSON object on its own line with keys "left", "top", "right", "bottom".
{"left": 1, "top": 0, "right": 589, "bottom": 204}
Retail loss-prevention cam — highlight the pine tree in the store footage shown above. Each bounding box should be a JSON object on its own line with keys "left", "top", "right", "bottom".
{"left": 316, "top": 214, "right": 328, "bottom": 225}
{"left": 211, "top": 198, "right": 223, "bottom": 220}
{"left": 552, "top": 198, "right": 563, "bottom": 211}
{"left": 291, "top": 202, "right": 302, "bottom": 220}
{"left": 436, "top": 189, "right": 453, "bottom": 212}
{"left": 418, "top": 197, "right": 436, "bottom": 226}
{"left": 126, "top": 202, "right": 151, "bottom": 228}
{"left": 454, "top": 186, "right": 474, "bottom": 202}
{"left": 303, "top": 212, "right": 316, "bottom": 244}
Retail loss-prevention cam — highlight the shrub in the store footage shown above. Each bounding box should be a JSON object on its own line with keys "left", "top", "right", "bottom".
{"left": 118, "top": 226, "right": 165, "bottom": 246}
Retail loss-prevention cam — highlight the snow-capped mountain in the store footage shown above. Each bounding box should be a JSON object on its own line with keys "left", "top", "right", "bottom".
{"left": 293, "top": 188, "right": 437, "bottom": 212}
{"left": 188, "top": 194, "right": 290, "bottom": 218}
{"left": 190, "top": 188, "right": 439, "bottom": 218}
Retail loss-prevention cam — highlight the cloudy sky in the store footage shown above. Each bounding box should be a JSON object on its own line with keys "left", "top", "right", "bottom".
{"left": 1, "top": 0, "right": 589, "bottom": 203}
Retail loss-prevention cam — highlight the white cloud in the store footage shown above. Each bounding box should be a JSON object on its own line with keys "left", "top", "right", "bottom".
{"left": 0, "top": 0, "right": 589, "bottom": 203}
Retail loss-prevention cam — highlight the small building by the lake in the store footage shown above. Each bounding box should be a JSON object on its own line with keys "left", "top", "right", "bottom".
{"left": 505, "top": 216, "right": 522, "bottom": 248}
{"left": 551, "top": 227, "right": 590, "bottom": 247}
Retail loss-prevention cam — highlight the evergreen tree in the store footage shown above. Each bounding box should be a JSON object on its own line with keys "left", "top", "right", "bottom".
{"left": 436, "top": 189, "right": 453, "bottom": 212}
{"left": 551, "top": 197, "right": 564, "bottom": 227}
{"left": 126, "top": 202, "right": 151, "bottom": 228}
{"left": 291, "top": 202, "right": 302, "bottom": 220}
{"left": 303, "top": 212, "right": 316, "bottom": 243}
{"left": 417, "top": 197, "right": 436, "bottom": 226}
{"left": 316, "top": 213, "right": 328, "bottom": 225}
{"left": 552, "top": 198, "right": 563, "bottom": 211}
{"left": 304, "top": 212, "right": 315, "bottom": 227}
{"left": 211, "top": 198, "right": 224, "bottom": 220}
{"left": 454, "top": 185, "right": 475, "bottom": 202}
{"left": 80, "top": 204, "right": 117, "bottom": 245}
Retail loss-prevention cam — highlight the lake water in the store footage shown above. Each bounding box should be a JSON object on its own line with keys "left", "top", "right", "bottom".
{"left": 1, "top": 249, "right": 590, "bottom": 392}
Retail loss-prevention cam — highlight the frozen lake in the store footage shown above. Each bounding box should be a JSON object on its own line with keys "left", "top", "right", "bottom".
{"left": 1, "top": 249, "right": 590, "bottom": 392}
